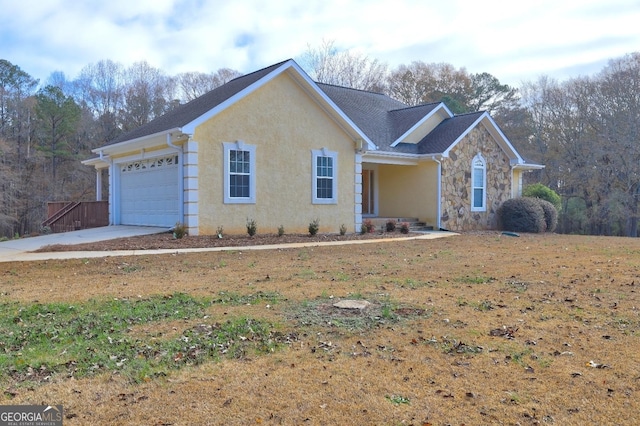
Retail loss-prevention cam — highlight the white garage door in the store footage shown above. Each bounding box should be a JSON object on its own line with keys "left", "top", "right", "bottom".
{"left": 119, "top": 155, "right": 180, "bottom": 227}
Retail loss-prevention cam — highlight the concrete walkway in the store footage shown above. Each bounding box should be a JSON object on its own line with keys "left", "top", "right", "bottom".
{"left": 0, "top": 230, "right": 457, "bottom": 263}
{"left": 0, "top": 226, "right": 170, "bottom": 262}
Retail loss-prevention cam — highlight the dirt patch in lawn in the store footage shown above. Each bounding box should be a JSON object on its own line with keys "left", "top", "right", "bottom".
{"left": 2, "top": 232, "right": 640, "bottom": 425}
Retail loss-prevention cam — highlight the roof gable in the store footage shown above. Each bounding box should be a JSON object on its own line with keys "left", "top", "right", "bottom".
{"left": 414, "top": 111, "right": 524, "bottom": 163}
{"left": 389, "top": 103, "right": 452, "bottom": 146}
{"left": 108, "top": 60, "right": 288, "bottom": 145}
{"left": 95, "top": 59, "right": 374, "bottom": 155}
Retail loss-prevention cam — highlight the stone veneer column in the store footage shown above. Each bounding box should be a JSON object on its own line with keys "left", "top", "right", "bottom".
{"left": 354, "top": 153, "right": 363, "bottom": 233}
{"left": 183, "top": 139, "right": 199, "bottom": 235}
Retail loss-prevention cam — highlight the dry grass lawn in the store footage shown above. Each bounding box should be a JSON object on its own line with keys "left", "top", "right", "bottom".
{"left": 1, "top": 232, "right": 639, "bottom": 425}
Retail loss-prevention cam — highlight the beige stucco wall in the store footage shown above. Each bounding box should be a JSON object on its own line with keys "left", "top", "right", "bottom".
{"left": 440, "top": 126, "right": 512, "bottom": 231}
{"left": 376, "top": 162, "right": 439, "bottom": 225}
{"left": 194, "top": 73, "right": 357, "bottom": 235}
{"left": 512, "top": 169, "right": 523, "bottom": 198}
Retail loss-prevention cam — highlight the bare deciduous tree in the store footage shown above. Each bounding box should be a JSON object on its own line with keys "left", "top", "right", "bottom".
{"left": 176, "top": 68, "right": 242, "bottom": 102}
{"left": 74, "top": 60, "right": 125, "bottom": 143}
{"left": 120, "top": 61, "right": 174, "bottom": 131}
{"left": 300, "top": 40, "right": 388, "bottom": 92}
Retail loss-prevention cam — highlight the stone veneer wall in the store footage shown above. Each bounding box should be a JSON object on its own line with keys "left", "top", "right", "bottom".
{"left": 440, "top": 126, "right": 512, "bottom": 231}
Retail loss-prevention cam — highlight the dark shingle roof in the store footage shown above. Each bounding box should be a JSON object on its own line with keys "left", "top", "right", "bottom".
{"left": 106, "top": 59, "right": 487, "bottom": 158}
{"left": 109, "top": 60, "right": 290, "bottom": 144}
{"left": 317, "top": 83, "right": 406, "bottom": 147}
{"left": 317, "top": 83, "right": 445, "bottom": 150}
{"left": 415, "top": 111, "right": 484, "bottom": 154}
{"left": 387, "top": 104, "right": 442, "bottom": 145}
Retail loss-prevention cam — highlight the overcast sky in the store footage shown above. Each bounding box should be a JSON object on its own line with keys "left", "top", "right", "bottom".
{"left": 2, "top": 0, "right": 639, "bottom": 88}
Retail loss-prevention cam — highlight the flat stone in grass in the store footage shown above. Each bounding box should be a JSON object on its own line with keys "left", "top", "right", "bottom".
{"left": 333, "top": 300, "right": 371, "bottom": 310}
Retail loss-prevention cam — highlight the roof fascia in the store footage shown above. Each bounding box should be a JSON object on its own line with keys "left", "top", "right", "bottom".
{"left": 180, "top": 62, "right": 295, "bottom": 135}
{"left": 390, "top": 103, "right": 453, "bottom": 148}
{"left": 513, "top": 163, "right": 545, "bottom": 170}
{"left": 91, "top": 127, "right": 183, "bottom": 156}
{"left": 81, "top": 156, "right": 110, "bottom": 169}
{"left": 481, "top": 113, "right": 525, "bottom": 163}
{"left": 363, "top": 150, "right": 444, "bottom": 165}
{"left": 441, "top": 113, "right": 524, "bottom": 164}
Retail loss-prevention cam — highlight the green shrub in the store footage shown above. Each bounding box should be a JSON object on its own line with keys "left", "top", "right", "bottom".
{"left": 216, "top": 226, "right": 224, "bottom": 238}
{"left": 246, "top": 218, "right": 257, "bottom": 237}
{"left": 308, "top": 219, "right": 319, "bottom": 236}
{"left": 535, "top": 198, "right": 558, "bottom": 233}
{"left": 339, "top": 224, "right": 347, "bottom": 236}
{"left": 523, "top": 183, "right": 561, "bottom": 211}
{"left": 497, "top": 197, "right": 546, "bottom": 233}
{"left": 173, "top": 222, "right": 187, "bottom": 239}
{"left": 277, "top": 225, "right": 285, "bottom": 237}
{"left": 385, "top": 220, "right": 397, "bottom": 232}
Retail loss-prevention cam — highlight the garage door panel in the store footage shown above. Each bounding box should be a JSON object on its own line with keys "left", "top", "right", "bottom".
{"left": 119, "top": 155, "right": 180, "bottom": 227}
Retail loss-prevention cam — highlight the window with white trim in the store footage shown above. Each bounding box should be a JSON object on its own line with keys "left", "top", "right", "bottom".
{"left": 471, "top": 153, "right": 486, "bottom": 211}
{"left": 312, "top": 148, "right": 337, "bottom": 204}
{"left": 223, "top": 141, "right": 256, "bottom": 204}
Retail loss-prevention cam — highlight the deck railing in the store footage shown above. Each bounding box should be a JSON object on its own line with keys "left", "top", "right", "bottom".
{"left": 43, "top": 201, "right": 109, "bottom": 233}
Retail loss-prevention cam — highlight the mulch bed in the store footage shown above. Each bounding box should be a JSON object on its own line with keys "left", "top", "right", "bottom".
{"left": 35, "top": 230, "right": 423, "bottom": 252}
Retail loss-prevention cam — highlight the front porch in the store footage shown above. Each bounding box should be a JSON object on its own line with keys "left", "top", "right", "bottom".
{"left": 360, "top": 160, "right": 441, "bottom": 231}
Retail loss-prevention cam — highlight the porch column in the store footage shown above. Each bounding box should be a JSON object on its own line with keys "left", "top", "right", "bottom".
{"left": 96, "top": 169, "right": 102, "bottom": 201}
{"left": 354, "top": 153, "right": 363, "bottom": 232}
{"left": 184, "top": 138, "right": 199, "bottom": 235}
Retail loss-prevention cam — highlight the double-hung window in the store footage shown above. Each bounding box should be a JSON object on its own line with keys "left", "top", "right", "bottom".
{"left": 223, "top": 141, "right": 256, "bottom": 204}
{"left": 312, "top": 148, "right": 337, "bottom": 204}
{"left": 471, "top": 153, "right": 486, "bottom": 211}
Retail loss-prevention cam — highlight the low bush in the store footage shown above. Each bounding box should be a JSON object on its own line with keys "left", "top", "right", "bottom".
{"left": 536, "top": 199, "right": 558, "bottom": 233}
{"left": 361, "top": 219, "right": 375, "bottom": 234}
{"left": 400, "top": 222, "right": 410, "bottom": 234}
{"left": 246, "top": 218, "right": 257, "bottom": 237}
{"left": 308, "top": 219, "right": 319, "bottom": 236}
{"left": 339, "top": 224, "right": 347, "bottom": 236}
{"left": 278, "top": 225, "right": 285, "bottom": 237}
{"left": 523, "top": 183, "right": 561, "bottom": 211}
{"left": 497, "top": 198, "right": 546, "bottom": 233}
{"left": 385, "top": 220, "right": 397, "bottom": 232}
{"left": 173, "top": 222, "right": 187, "bottom": 239}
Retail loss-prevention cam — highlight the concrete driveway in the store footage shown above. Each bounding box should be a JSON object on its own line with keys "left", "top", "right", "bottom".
{"left": 0, "top": 226, "right": 170, "bottom": 262}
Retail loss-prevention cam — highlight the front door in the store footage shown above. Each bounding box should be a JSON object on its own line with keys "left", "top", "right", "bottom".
{"left": 362, "top": 169, "right": 375, "bottom": 215}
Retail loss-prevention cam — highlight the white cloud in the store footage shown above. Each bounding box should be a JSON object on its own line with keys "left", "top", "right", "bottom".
{"left": 1, "top": 0, "right": 639, "bottom": 87}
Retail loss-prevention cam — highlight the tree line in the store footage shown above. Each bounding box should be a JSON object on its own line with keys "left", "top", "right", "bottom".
{"left": 1, "top": 43, "right": 639, "bottom": 237}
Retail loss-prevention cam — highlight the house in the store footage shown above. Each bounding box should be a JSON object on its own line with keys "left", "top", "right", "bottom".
{"left": 82, "top": 59, "right": 543, "bottom": 235}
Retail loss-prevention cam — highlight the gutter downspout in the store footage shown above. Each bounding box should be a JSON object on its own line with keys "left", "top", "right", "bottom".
{"left": 167, "top": 133, "right": 185, "bottom": 225}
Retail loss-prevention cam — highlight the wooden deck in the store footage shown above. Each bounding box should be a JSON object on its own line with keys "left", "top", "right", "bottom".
{"left": 44, "top": 201, "right": 109, "bottom": 233}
